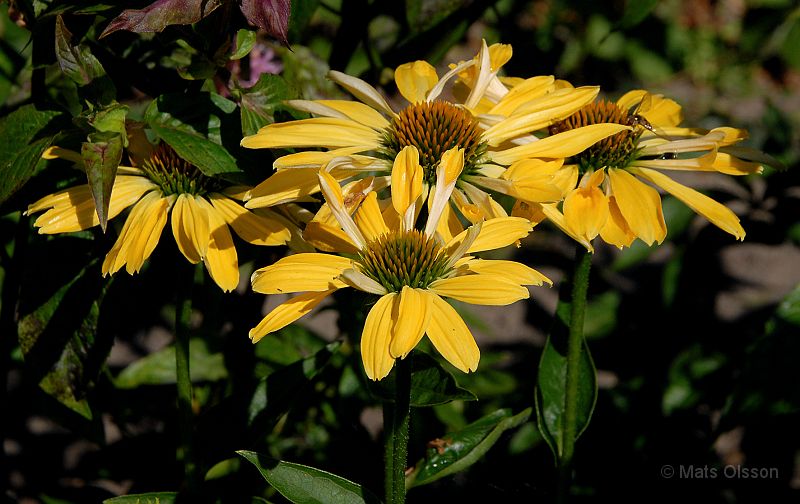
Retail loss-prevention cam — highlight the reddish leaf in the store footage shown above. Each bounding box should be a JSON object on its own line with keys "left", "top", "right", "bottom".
{"left": 239, "top": 0, "right": 291, "bottom": 46}
{"left": 100, "top": 0, "right": 222, "bottom": 38}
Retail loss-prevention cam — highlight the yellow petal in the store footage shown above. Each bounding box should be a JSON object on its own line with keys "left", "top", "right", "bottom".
{"left": 247, "top": 169, "right": 326, "bottom": 208}
{"left": 197, "top": 198, "right": 239, "bottom": 291}
{"left": 429, "top": 274, "right": 529, "bottom": 305}
{"left": 395, "top": 61, "right": 439, "bottom": 103}
{"left": 102, "top": 191, "right": 170, "bottom": 276}
{"left": 303, "top": 220, "right": 360, "bottom": 254}
{"left": 273, "top": 148, "right": 376, "bottom": 169}
{"left": 209, "top": 193, "right": 290, "bottom": 246}
{"left": 286, "top": 99, "right": 389, "bottom": 130}
{"left": 462, "top": 259, "right": 552, "bottom": 286}
{"left": 606, "top": 168, "right": 667, "bottom": 245}
{"left": 170, "top": 194, "right": 210, "bottom": 264}
{"left": 241, "top": 118, "right": 381, "bottom": 150}
{"left": 447, "top": 217, "right": 532, "bottom": 253}
{"left": 391, "top": 146, "right": 423, "bottom": 217}
{"left": 251, "top": 253, "right": 351, "bottom": 294}
{"left": 599, "top": 196, "right": 636, "bottom": 248}
{"left": 488, "top": 75, "right": 555, "bottom": 116}
{"left": 389, "top": 286, "right": 432, "bottom": 359}
{"left": 712, "top": 152, "right": 764, "bottom": 176}
{"left": 562, "top": 184, "right": 608, "bottom": 242}
{"left": 489, "top": 123, "right": 631, "bottom": 165}
{"left": 354, "top": 191, "right": 389, "bottom": 242}
{"left": 630, "top": 167, "right": 745, "bottom": 240}
{"left": 426, "top": 294, "right": 479, "bottom": 373}
{"left": 250, "top": 290, "right": 336, "bottom": 343}
{"left": 361, "top": 293, "right": 397, "bottom": 380}
{"left": 328, "top": 70, "right": 395, "bottom": 116}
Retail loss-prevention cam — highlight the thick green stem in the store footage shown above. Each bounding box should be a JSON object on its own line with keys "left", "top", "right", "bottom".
{"left": 175, "top": 265, "right": 198, "bottom": 496}
{"left": 384, "top": 358, "right": 412, "bottom": 504}
{"left": 557, "top": 246, "right": 592, "bottom": 503}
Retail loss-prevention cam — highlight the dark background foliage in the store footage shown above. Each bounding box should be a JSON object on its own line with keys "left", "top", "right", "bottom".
{"left": 1, "top": 0, "right": 798, "bottom": 502}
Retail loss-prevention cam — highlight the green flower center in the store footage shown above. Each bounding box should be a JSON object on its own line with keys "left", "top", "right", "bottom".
{"left": 140, "top": 145, "right": 221, "bottom": 196}
{"left": 549, "top": 99, "right": 643, "bottom": 174}
{"left": 380, "top": 101, "right": 487, "bottom": 184}
{"left": 358, "top": 229, "right": 451, "bottom": 292}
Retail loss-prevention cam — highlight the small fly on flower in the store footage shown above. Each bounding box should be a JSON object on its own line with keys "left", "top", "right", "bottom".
{"left": 625, "top": 95, "right": 677, "bottom": 159}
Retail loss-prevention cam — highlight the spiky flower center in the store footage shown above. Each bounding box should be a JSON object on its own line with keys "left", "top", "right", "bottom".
{"left": 358, "top": 229, "right": 451, "bottom": 292}
{"left": 549, "top": 99, "right": 642, "bottom": 173}
{"left": 380, "top": 101, "right": 487, "bottom": 183}
{"left": 140, "top": 145, "right": 222, "bottom": 196}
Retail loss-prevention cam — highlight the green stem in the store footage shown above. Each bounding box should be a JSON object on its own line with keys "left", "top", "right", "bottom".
{"left": 384, "top": 358, "right": 412, "bottom": 504}
{"left": 557, "top": 246, "right": 592, "bottom": 503}
{"left": 175, "top": 264, "right": 198, "bottom": 496}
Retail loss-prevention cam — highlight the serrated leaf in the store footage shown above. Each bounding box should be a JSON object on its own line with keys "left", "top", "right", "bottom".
{"left": 114, "top": 338, "right": 227, "bottom": 388}
{"left": 100, "top": 0, "right": 222, "bottom": 39}
{"left": 82, "top": 131, "right": 122, "bottom": 232}
{"left": 238, "top": 73, "right": 294, "bottom": 136}
{"left": 0, "top": 105, "right": 64, "bottom": 205}
{"left": 231, "top": 29, "right": 257, "bottom": 60}
{"left": 248, "top": 342, "right": 339, "bottom": 429}
{"left": 144, "top": 93, "right": 241, "bottom": 177}
{"left": 535, "top": 297, "right": 598, "bottom": 460}
{"left": 239, "top": 0, "right": 290, "bottom": 46}
{"left": 237, "top": 451, "right": 382, "bottom": 504}
{"left": 408, "top": 408, "right": 531, "bottom": 487}
{"left": 369, "top": 351, "right": 477, "bottom": 407}
{"left": 617, "top": 0, "right": 659, "bottom": 29}
{"left": 103, "top": 492, "right": 177, "bottom": 504}
{"left": 17, "top": 248, "right": 111, "bottom": 419}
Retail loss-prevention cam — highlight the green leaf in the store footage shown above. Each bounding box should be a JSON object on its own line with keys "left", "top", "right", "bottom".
{"left": 17, "top": 250, "right": 111, "bottom": 419}
{"left": 369, "top": 351, "right": 477, "bottom": 407}
{"left": 406, "top": 0, "right": 472, "bottom": 34}
{"left": 86, "top": 102, "right": 130, "bottom": 140}
{"left": 103, "top": 492, "right": 177, "bottom": 504}
{"left": 237, "top": 451, "right": 382, "bottom": 504}
{"left": 617, "top": 0, "right": 659, "bottom": 29}
{"left": 238, "top": 73, "right": 293, "bottom": 136}
{"left": 54, "top": 15, "right": 114, "bottom": 104}
{"left": 535, "top": 297, "right": 598, "bottom": 460}
{"left": 408, "top": 408, "right": 531, "bottom": 487}
{"left": 231, "top": 29, "right": 257, "bottom": 60}
{"left": 248, "top": 342, "right": 339, "bottom": 429}
{"left": 0, "top": 104, "right": 64, "bottom": 205}
{"left": 114, "top": 338, "right": 228, "bottom": 388}
{"left": 144, "top": 93, "right": 241, "bottom": 177}
{"left": 81, "top": 131, "right": 122, "bottom": 233}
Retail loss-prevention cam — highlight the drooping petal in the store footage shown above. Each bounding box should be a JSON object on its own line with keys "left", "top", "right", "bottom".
{"left": 391, "top": 146, "right": 423, "bottom": 228}
{"left": 562, "top": 173, "right": 609, "bottom": 242}
{"left": 599, "top": 195, "right": 636, "bottom": 249}
{"left": 429, "top": 274, "right": 529, "bottom": 305}
{"left": 389, "top": 286, "right": 432, "bottom": 359}
{"left": 354, "top": 191, "right": 389, "bottom": 242}
{"left": 318, "top": 169, "right": 367, "bottom": 249}
{"left": 339, "top": 268, "right": 387, "bottom": 295}
{"left": 462, "top": 259, "right": 552, "bottom": 286}
{"left": 198, "top": 198, "right": 239, "bottom": 291}
{"left": 241, "top": 118, "right": 381, "bottom": 150}
{"left": 606, "top": 168, "right": 667, "bottom": 245}
{"left": 447, "top": 217, "right": 532, "bottom": 253}
{"left": 360, "top": 293, "right": 397, "bottom": 380}
{"left": 250, "top": 289, "right": 337, "bottom": 343}
{"left": 425, "top": 147, "right": 464, "bottom": 236}
{"left": 426, "top": 294, "right": 479, "bottom": 373}
{"left": 251, "top": 253, "right": 351, "bottom": 294}
{"left": 489, "top": 123, "right": 631, "bottom": 165}
{"left": 209, "top": 193, "right": 290, "bottom": 246}
{"left": 395, "top": 61, "right": 439, "bottom": 103}
{"left": 630, "top": 167, "right": 745, "bottom": 240}
{"left": 170, "top": 193, "right": 210, "bottom": 263}
{"left": 102, "top": 191, "right": 171, "bottom": 276}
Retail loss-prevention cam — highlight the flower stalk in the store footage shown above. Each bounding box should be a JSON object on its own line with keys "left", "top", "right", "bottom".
{"left": 384, "top": 358, "right": 412, "bottom": 504}
{"left": 557, "top": 246, "right": 592, "bottom": 503}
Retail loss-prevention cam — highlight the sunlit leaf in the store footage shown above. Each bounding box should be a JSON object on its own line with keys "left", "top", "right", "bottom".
{"left": 104, "top": 492, "right": 177, "bottom": 504}
{"left": 114, "top": 338, "right": 228, "bottom": 388}
{"left": 408, "top": 408, "right": 531, "bottom": 487}
{"left": 100, "top": 0, "right": 222, "bottom": 38}
{"left": 238, "top": 451, "right": 382, "bottom": 504}
{"left": 82, "top": 131, "right": 122, "bottom": 232}
{"left": 55, "top": 15, "right": 105, "bottom": 85}
{"left": 231, "top": 29, "right": 257, "bottom": 60}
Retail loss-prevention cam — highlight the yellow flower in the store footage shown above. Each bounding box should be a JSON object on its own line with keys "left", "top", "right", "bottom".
{"left": 512, "top": 90, "right": 768, "bottom": 249}
{"left": 249, "top": 146, "right": 551, "bottom": 380}
{"left": 26, "top": 144, "right": 295, "bottom": 291}
{"left": 240, "top": 41, "right": 628, "bottom": 231}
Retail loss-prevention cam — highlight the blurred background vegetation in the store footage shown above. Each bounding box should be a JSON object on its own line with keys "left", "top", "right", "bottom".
{"left": 1, "top": 0, "right": 798, "bottom": 502}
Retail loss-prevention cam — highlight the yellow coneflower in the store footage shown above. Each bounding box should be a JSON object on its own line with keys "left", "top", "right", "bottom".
{"left": 240, "top": 41, "right": 628, "bottom": 235}
{"left": 26, "top": 144, "right": 295, "bottom": 291}
{"left": 249, "top": 146, "right": 551, "bottom": 380}
{"left": 509, "top": 90, "right": 768, "bottom": 249}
